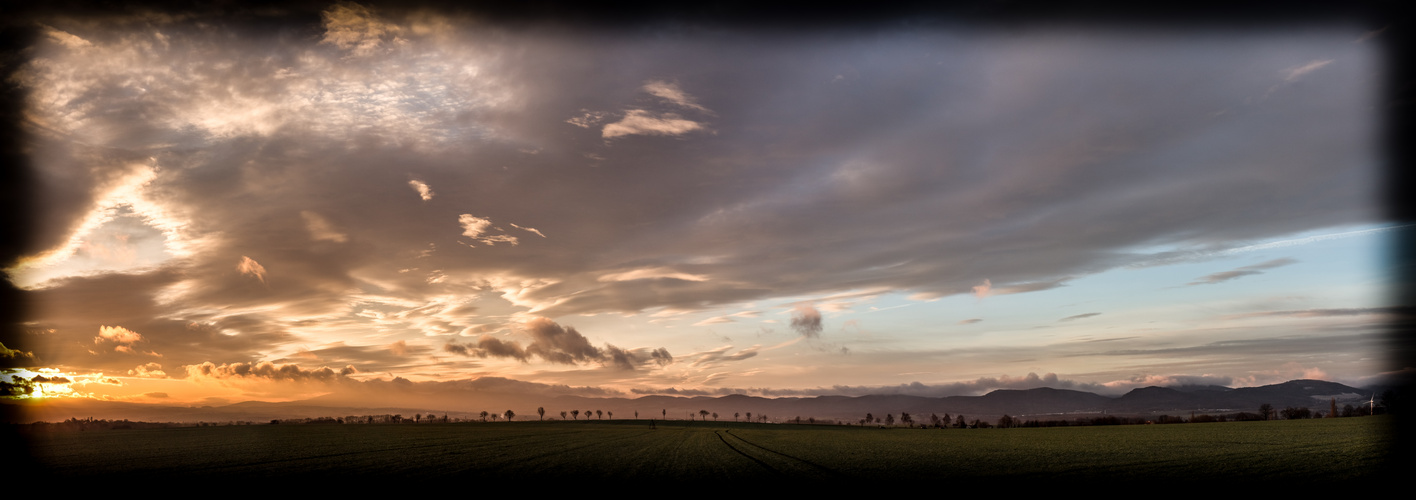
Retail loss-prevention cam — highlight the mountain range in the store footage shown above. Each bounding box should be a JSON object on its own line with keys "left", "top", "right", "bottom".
{"left": 0, "top": 379, "right": 1384, "bottom": 424}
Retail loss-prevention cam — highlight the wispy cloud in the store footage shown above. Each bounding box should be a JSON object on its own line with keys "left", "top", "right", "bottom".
{"left": 1284, "top": 59, "right": 1333, "bottom": 81}
{"left": 643, "top": 80, "right": 711, "bottom": 113}
{"left": 1188, "top": 257, "right": 1296, "bottom": 285}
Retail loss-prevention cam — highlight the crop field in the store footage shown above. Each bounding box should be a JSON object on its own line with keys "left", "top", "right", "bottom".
{"left": 14, "top": 416, "right": 1393, "bottom": 485}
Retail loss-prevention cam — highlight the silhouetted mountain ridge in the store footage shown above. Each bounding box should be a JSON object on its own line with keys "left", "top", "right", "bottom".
{"left": 1, "top": 378, "right": 1377, "bottom": 423}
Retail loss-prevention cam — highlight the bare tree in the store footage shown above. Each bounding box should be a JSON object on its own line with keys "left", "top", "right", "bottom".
{"left": 571, "top": 410, "right": 580, "bottom": 420}
{"left": 608, "top": 411, "right": 613, "bottom": 420}
{"left": 538, "top": 407, "right": 546, "bottom": 421}
{"left": 596, "top": 410, "right": 603, "bottom": 420}
{"left": 561, "top": 411, "right": 567, "bottom": 420}
{"left": 480, "top": 411, "right": 488, "bottom": 422}
{"left": 734, "top": 412, "right": 740, "bottom": 422}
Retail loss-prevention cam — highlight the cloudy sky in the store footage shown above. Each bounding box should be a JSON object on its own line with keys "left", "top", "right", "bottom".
{"left": 0, "top": 4, "right": 1401, "bottom": 409}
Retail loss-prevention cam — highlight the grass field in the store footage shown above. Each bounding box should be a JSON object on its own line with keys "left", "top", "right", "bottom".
{"left": 15, "top": 416, "right": 1394, "bottom": 485}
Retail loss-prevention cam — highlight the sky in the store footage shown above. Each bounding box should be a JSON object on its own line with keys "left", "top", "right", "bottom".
{"left": 0, "top": 3, "right": 1403, "bottom": 410}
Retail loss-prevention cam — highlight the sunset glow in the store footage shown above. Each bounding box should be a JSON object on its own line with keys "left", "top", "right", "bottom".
{"left": 1, "top": 4, "right": 1397, "bottom": 418}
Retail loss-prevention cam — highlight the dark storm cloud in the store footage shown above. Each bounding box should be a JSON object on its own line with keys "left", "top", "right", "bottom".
{"left": 791, "top": 305, "right": 824, "bottom": 338}
{"left": 444, "top": 318, "right": 673, "bottom": 370}
{"left": 1188, "top": 257, "right": 1298, "bottom": 285}
{"left": 8, "top": 5, "right": 1379, "bottom": 380}
{"left": 184, "top": 361, "right": 357, "bottom": 381}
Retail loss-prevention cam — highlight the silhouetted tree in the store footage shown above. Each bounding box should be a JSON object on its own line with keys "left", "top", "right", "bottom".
{"left": 1258, "top": 403, "right": 1274, "bottom": 421}
{"left": 504, "top": 410, "right": 515, "bottom": 421}
{"left": 699, "top": 410, "right": 709, "bottom": 421}
{"left": 865, "top": 413, "right": 874, "bottom": 424}
{"left": 1342, "top": 404, "right": 1355, "bottom": 417}
{"left": 596, "top": 410, "right": 603, "bottom": 419}
{"left": 561, "top": 411, "right": 568, "bottom": 420}
{"left": 1330, "top": 398, "right": 1339, "bottom": 418}
{"left": 538, "top": 407, "right": 545, "bottom": 421}
{"left": 479, "top": 411, "right": 488, "bottom": 422}
{"left": 735, "top": 412, "right": 740, "bottom": 421}
{"left": 1280, "top": 407, "right": 1311, "bottom": 420}
{"left": 746, "top": 412, "right": 752, "bottom": 422}
{"left": 884, "top": 414, "right": 894, "bottom": 426}
{"left": 571, "top": 410, "right": 580, "bottom": 420}
{"left": 713, "top": 412, "right": 719, "bottom": 421}
{"left": 901, "top": 412, "right": 913, "bottom": 427}
{"left": 608, "top": 411, "right": 613, "bottom": 420}
{"left": 998, "top": 414, "right": 1015, "bottom": 428}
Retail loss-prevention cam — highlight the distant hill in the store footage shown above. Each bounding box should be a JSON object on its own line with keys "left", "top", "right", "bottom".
{"left": 0, "top": 379, "right": 1378, "bottom": 424}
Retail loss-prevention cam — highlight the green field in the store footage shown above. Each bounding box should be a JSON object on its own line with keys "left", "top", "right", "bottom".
{"left": 15, "top": 416, "right": 1394, "bottom": 485}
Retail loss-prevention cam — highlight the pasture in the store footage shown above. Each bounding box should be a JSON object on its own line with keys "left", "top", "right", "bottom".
{"left": 15, "top": 416, "right": 1393, "bottom": 485}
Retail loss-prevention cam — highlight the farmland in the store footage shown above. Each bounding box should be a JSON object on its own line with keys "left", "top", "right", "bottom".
{"left": 14, "top": 416, "right": 1392, "bottom": 485}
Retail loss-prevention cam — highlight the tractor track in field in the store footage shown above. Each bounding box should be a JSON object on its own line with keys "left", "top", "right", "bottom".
{"left": 715, "top": 429, "right": 842, "bottom": 479}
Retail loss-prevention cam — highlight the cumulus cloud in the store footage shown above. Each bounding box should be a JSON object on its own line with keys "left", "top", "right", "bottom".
{"left": 1188, "top": 258, "right": 1297, "bottom": 285}
{"left": 128, "top": 363, "right": 167, "bottom": 378}
{"left": 602, "top": 110, "right": 704, "bottom": 139}
{"left": 790, "top": 305, "right": 823, "bottom": 338}
{"left": 97, "top": 325, "right": 143, "bottom": 344}
{"left": 409, "top": 179, "right": 435, "bottom": 201}
{"left": 236, "top": 256, "right": 267, "bottom": 283}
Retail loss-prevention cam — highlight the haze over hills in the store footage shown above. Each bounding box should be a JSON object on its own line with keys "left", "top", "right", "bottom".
{"left": 1, "top": 379, "right": 1382, "bottom": 424}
